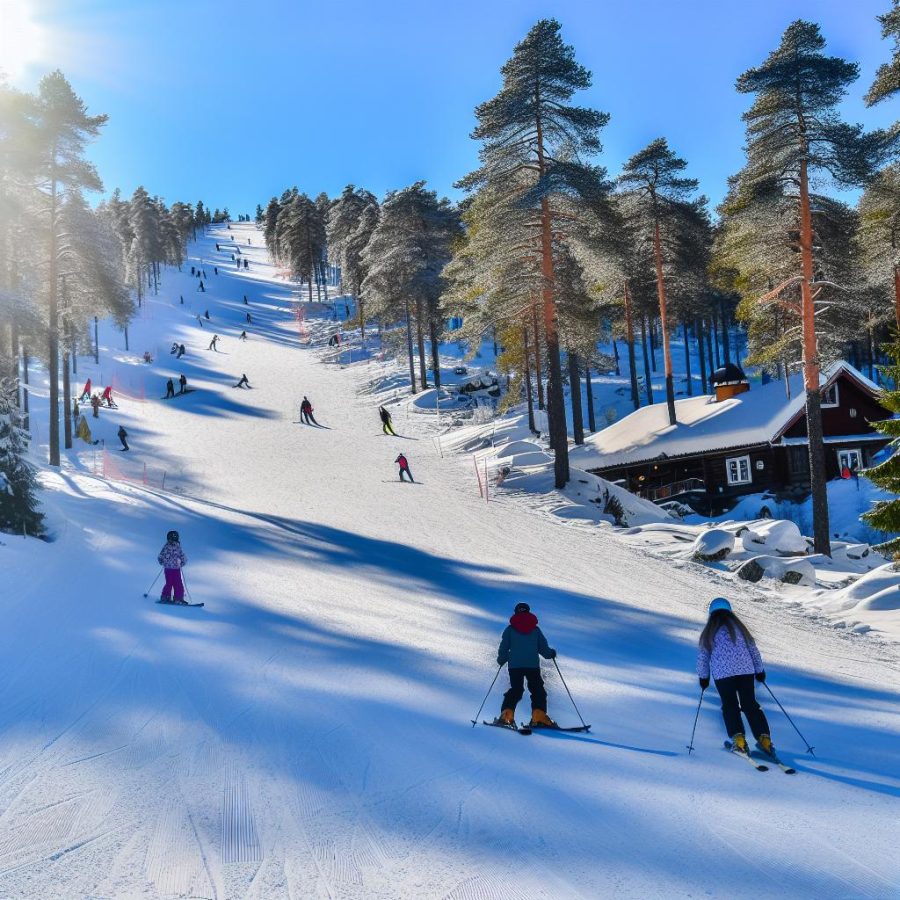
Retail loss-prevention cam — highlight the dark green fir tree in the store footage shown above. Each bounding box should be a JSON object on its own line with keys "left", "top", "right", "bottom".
{"left": 863, "top": 341, "right": 900, "bottom": 557}
{"left": 0, "top": 378, "right": 44, "bottom": 536}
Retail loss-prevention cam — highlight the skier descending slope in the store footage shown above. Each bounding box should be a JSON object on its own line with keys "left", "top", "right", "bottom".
{"left": 395, "top": 453, "right": 414, "bottom": 482}
{"left": 158, "top": 530, "right": 188, "bottom": 604}
{"left": 697, "top": 598, "right": 778, "bottom": 759}
{"left": 496, "top": 602, "right": 558, "bottom": 728}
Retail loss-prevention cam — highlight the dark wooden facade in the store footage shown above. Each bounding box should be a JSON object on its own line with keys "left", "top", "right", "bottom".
{"left": 590, "top": 371, "right": 892, "bottom": 515}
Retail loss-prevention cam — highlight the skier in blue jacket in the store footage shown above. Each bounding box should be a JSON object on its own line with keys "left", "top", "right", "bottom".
{"left": 697, "top": 597, "right": 776, "bottom": 757}
{"left": 496, "top": 603, "right": 557, "bottom": 728}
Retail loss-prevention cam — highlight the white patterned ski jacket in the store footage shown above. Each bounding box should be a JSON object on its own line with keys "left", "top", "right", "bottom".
{"left": 158, "top": 541, "right": 187, "bottom": 570}
{"left": 696, "top": 626, "right": 763, "bottom": 681}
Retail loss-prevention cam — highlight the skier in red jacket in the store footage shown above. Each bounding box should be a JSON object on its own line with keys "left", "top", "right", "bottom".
{"left": 395, "top": 453, "right": 414, "bottom": 483}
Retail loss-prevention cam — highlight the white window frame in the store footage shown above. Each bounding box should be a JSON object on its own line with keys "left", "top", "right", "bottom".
{"left": 821, "top": 382, "right": 839, "bottom": 408}
{"left": 726, "top": 454, "right": 752, "bottom": 486}
{"left": 837, "top": 448, "right": 862, "bottom": 472}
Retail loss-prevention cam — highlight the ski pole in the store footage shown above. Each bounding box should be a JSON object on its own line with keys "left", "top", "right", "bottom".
{"left": 182, "top": 573, "right": 194, "bottom": 604}
{"left": 553, "top": 658, "right": 588, "bottom": 729}
{"left": 471, "top": 665, "right": 503, "bottom": 727}
{"left": 687, "top": 688, "right": 705, "bottom": 754}
{"left": 142, "top": 569, "right": 162, "bottom": 598}
{"left": 763, "top": 682, "right": 815, "bottom": 755}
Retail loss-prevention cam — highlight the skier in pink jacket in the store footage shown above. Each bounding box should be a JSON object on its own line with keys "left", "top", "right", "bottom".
{"left": 158, "top": 530, "right": 188, "bottom": 604}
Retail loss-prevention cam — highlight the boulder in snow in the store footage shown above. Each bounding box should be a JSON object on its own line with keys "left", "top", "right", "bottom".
{"left": 691, "top": 529, "right": 735, "bottom": 562}
{"left": 747, "top": 519, "right": 808, "bottom": 556}
{"left": 736, "top": 555, "right": 816, "bottom": 586}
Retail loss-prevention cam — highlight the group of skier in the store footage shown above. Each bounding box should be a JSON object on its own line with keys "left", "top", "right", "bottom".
{"left": 487, "top": 596, "right": 782, "bottom": 765}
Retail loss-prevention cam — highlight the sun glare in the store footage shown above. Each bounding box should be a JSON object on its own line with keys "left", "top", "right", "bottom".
{"left": 0, "top": 1, "right": 45, "bottom": 80}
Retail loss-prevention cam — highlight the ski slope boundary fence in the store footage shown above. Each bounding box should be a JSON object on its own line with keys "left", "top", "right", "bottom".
{"left": 101, "top": 448, "right": 191, "bottom": 494}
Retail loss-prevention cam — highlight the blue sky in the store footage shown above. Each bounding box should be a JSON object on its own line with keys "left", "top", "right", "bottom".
{"left": 10, "top": 0, "right": 897, "bottom": 215}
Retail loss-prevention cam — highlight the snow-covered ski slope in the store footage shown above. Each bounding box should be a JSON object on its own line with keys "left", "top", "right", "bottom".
{"left": 3, "top": 223, "right": 900, "bottom": 899}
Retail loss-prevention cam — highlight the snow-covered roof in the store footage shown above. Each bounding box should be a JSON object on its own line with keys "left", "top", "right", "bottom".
{"left": 572, "top": 361, "right": 882, "bottom": 471}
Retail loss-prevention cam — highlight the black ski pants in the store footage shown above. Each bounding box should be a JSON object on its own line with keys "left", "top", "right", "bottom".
{"left": 502, "top": 667, "right": 547, "bottom": 714}
{"left": 399, "top": 466, "right": 414, "bottom": 482}
{"left": 714, "top": 674, "right": 770, "bottom": 740}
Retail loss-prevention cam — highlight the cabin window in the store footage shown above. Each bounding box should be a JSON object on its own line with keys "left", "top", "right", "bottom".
{"left": 837, "top": 448, "right": 862, "bottom": 473}
{"left": 822, "top": 383, "right": 839, "bottom": 408}
{"left": 726, "top": 455, "right": 752, "bottom": 486}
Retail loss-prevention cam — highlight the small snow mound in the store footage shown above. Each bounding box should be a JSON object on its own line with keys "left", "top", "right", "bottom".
{"left": 744, "top": 519, "right": 808, "bottom": 555}
{"left": 495, "top": 439, "right": 544, "bottom": 459}
{"left": 691, "top": 529, "right": 734, "bottom": 562}
{"left": 821, "top": 564, "right": 900, "bottom": 613}
{"left": 410, "top": 388, "right": 455, "bottom": 410}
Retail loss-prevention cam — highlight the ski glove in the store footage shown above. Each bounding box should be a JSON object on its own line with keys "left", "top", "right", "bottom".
{"left": 699, "top": 677, "right": 710, "bottom": 690}
{"left": 497, "top": 658, "right": 506, "bottom": 667}
{"left": 547, "top": 649, "right": 557, "bottom": 659}
{"left": 755, "top": 671, "right": 766, "bottom": 683}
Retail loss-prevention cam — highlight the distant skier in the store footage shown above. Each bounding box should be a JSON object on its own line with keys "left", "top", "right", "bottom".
{"left": 199, "top": 281, "right": 205, "bottom": 292}
{"left": 158, "top": 530, "right": 188, "bottom": 604}
{"left": 191, "top": 266, "right": 195, "bottom": 276}
{"left": 178, "top": 373, "right": 188, "bottom": 394}
{"left": 395, "top": 453, "right": 413, "bottom": 482}
{"left": 204, "top": 310, "right": 210, "bottom": 320}
{"left": 197, "top": 316, "right": 203, "bottom": 328}
{"left": 239, "top": 330, "right": 247, "bottom": 341}
{"left": 243, "top": 258, "right": 248, "bottom": 269}
{"left": 170, "top": 342, "right": 179, "bottom": 354}
{"left": 176, "top": 344, "right": 186, "bottom": 359}
{"left": 180, "top": 295, "right": 184, "bottom": 304}
{"left": 234, "top": 373, "right": 251, "bottom": 388}
{"left": 165, "top": 378, "right": 175, "bottom": 399}
{"left": 101, "top": 385, "right": 116, "bottom": 408}
{"left": 216, "top": 243, "right": 220, "bottom": 251}
{"left": 697, "top": 598, "right": 776, "bottom": 759}
{"left": 214, "top": 266, "right": 218, "bottom": 275}
{"left": 243, "top": 295, "right": 248, "bottom": 304}
{"left": 379, "top": 405, "right": 395, "bottom": 436}
{"left": 91, "top": 394, "right": 101, "bottom": 418}
{"left": 300, "top": 396, "right": 317, "bottom": 425}
{"left": 73, "top": 398, "right": 80, "bottom": 423}
{"left": 208, "top": 334, "right": 219, "bottom": 351}
{"left": 495, "top": 602, "right": 558, "bottom": 728}
{"left": 117, "top": 425, "right": 129, "bottom": 451}
{"left": 79, "top": 378, "right": 92, "bottom": 402}
{"left": 246, "top": 312, "right": 252, "bottom": 324}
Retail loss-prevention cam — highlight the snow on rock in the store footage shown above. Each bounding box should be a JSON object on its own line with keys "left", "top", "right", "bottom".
{"left": 818, "top": 564, "right": 900, "bottom": 614}
{"left": 691, "top": 528, "right": 735, "bottom": 561}
{"left": 741, "top": 519, "right": 809, "bottom": 555}
{"left": 736, "top": 555, "right": 817, "bottom": 586}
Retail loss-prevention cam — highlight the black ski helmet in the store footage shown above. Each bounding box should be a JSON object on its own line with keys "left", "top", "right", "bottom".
{"left": 167, "top": 530, "right": 179, "bottom": 543}
{"left": 514, "top": 602, "right": 530, "bottom": 615}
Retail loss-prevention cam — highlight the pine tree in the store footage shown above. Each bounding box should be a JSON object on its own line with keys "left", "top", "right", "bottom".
{"left": 618, "top": 138, "right": 704, "bottom": 424}
{"left": 866, "top": 1, "right": 900, "bottom": 107}
{"left": 734, "top": 20, "right": 886, "bottom": 555}
{"left": 0, "top": 377, "right": 43, "bottom": 536}
{"left": 862, "top": 340, "right": 900, "bottom": 556}
{"left": 859, "top": 163, "right": 900, "bottom": 332}
{"left": 455, "top": 19, "right": 613, "bottom": 487}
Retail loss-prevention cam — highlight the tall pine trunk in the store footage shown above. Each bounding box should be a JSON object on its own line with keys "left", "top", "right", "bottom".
{"left": 894, "top": 265, "right": 900, "bottom": 332}
{"left": 415, "top": 298, "right": 428, "bottom": 390}
{"left": 62, "top": 279, "right": 72, "bottom": 450}
{"left": 653, "top": 215, "right": 676, "bottom": 423}
{"left": 523, "top": 327, "right": 536, "bottom": 433}
{"left": 404, "top": 296, "right": 416, "bottom": 394}
{"left": 624, "top": 282, "right": 639, "bottom": 410}
{"left": 799, "top": 155, "right": 830, "bottom": 556}
{"left": 612, "top": 339, "right": 620, "bottom": 376}
{"left": 696, "top": 319, "right": 708, "bottom": 394}
{"left": 568, "top": 350, "right": 584, "bottom": 445}
{"left": 584, "top": 363, "right": 596, "bottom": 432}
{"left": 357, "top": 296, "right": 366, "bottom": 349}
{"left": 22, "top": 348, "right": 30, "bottom": 432}
{"left": 641, "top": 316, "right": 653, "bottom": 405}
{"left": 682, "top": 320, "right": 692, "bottom": 397}
{"left": 48, "top": 174, "right": 60, "bottom": 467}
{"left": 429, "top": 320, "right": 441, "bottom": 390}
{"left": 531, "top": 304, "right": 544, "bottom": 410}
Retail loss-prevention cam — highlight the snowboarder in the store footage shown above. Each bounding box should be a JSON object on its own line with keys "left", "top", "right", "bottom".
{"left": 91, "top": 394, "right": 101, "bottom": 418}
{"left": 300, "top": 396, "right": 317, "bottom": 425}
{"left": 379, "top": 405, "right": 395, "bottom": 436}
{"left": 495, "top": 602, "right": 558, "bottom": 728}
{"left": 101, "top": 385, "right": 116, "bottom": 408}
{"left": 178, "top": 373, "right": 188, "bottom": 394}
{"left": 165, "top": 378, "right": 175, "bottom": 399}
{"left": 117, "top": 425, "right": 129, "bottom": 451}
{"left": 395, "top": 453, "right": 414, "bottom": 482}
{"left": 234, "top": 373, "right": 250, "bottom": 389}
{"left": 79, "top": 378, "right": 92, "bottom": 402}
{"left": 239, "top": 330, "right": 247, "bottom": 341}
{"left": 697, "top": 598, "right": 775, "bottom": 758}
{"left": 158, "top": 530, "right": 187, "bottom": 604}
{"left": 208, "top": 335, "right": 219, "bottom": 351}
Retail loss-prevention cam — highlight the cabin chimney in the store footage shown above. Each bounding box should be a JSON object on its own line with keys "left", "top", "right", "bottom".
{"left": 710, "top": 363, "right": 749, "bottom": 402}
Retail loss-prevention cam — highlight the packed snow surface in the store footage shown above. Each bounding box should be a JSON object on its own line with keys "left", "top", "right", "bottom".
{"left": 2, "top": 223, "right": 900, "bottom": 899}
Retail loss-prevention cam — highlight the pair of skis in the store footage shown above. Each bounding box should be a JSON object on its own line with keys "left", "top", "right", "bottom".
{"left": 724, "top": 740, "right": 796, "bottom": 774}
{"left": 476, "top": 720, "right": 591, "bottom": 736}
{"left": 155, "top": 598, "right": 205, "bottom": 608}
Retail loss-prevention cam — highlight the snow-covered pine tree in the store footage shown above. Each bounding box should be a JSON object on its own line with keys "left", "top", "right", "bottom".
{"left": 733, "top": 20, "right": 887, "bottom": 556}
{"left": 866, "top": 0, "right": 900, "bottom": 107}
{"left": 862, "top": 340, "right": 900, "bottom": 556}
{"left": 859, "top": 164, "right": 900, "bottom": 334}
{"left": 0, "top": 377, "right": 43, "bottom": 536}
